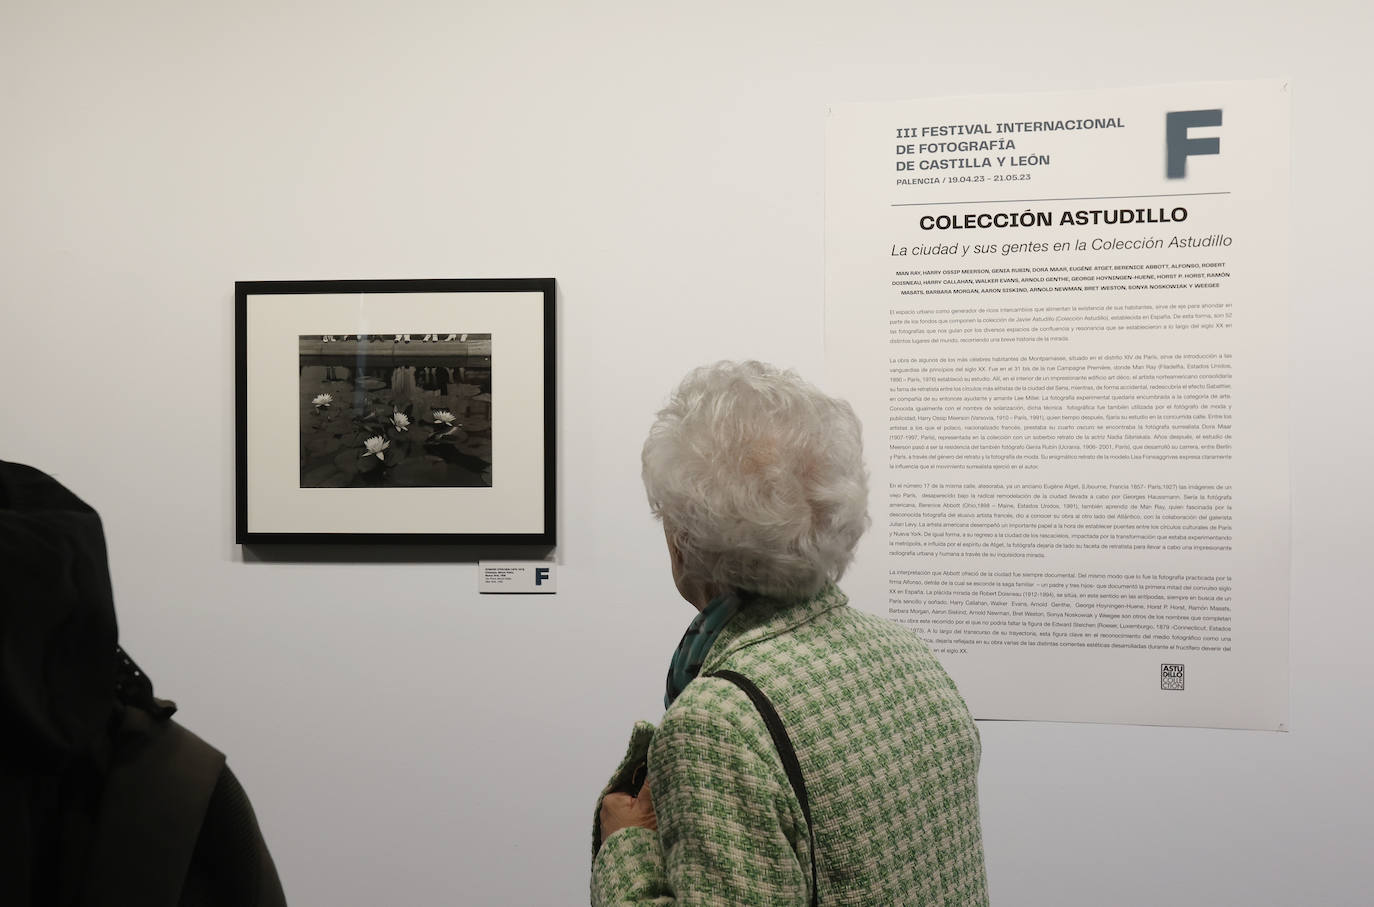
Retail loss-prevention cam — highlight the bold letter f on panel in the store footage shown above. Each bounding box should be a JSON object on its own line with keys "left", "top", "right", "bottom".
{"left": 1166, "top": 109, "right": 1222, "bottom": 178}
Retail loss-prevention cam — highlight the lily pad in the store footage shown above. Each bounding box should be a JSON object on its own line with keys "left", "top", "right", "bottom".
{"left": 389, "top": 457, "right": 452, "bottom": 486}
{"left": 332, "top": 450, "right": 361, "bottom": 478}
{"left": 457, "top": 416, "right": 490, "bottom": 433}
{"left": 456, "top": 437, "right": 492, "bottom": 461}
{"left": 305, "top": 436, "right": 340, "bottom": 458}
{"left": 431, "top": 444, "right": 492, "bottom": 477}
{"left": 427, "top": 427, "right": 468, "bottom": 444}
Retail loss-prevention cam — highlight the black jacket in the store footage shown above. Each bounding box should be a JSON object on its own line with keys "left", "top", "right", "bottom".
{"left": 0, "top": 461, "right": 286, "bottom": 907}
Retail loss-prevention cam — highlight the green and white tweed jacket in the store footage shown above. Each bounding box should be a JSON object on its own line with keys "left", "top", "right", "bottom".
{"left": 591, "top": 586, "right": 990, "bottom": 906}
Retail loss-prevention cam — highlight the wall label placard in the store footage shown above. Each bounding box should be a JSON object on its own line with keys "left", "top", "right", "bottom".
{"left": 479, "top": 561, "right": 557, "bottom": 594}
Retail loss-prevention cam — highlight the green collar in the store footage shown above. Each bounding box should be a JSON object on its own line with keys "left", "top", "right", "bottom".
{"left": 664, "top": 585, "right": 850, "bottom": 709}
{"left": 701, "top": 585, "right": 849, "bottom": 672}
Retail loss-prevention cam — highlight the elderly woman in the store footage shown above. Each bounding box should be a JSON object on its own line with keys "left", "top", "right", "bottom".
{"left": 592, "top": 361, "right": 989, "bottom": 906}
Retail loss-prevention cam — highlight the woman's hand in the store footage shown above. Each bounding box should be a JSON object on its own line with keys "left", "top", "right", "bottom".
{"left": 600, "top": 781, "right": 657, "bottom": 840}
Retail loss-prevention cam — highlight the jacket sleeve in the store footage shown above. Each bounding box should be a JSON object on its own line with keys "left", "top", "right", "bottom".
{"left": 591, "top": 694, "right": 811, "bottom": 906}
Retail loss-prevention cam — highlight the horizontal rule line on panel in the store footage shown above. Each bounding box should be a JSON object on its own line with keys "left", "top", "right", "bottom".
{"left": 891, "top": 191, "right": 1232, "bottom": 208}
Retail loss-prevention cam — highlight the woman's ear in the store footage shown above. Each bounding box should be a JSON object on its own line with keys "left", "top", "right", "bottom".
{"left": 663, "top": 524, "right": 708, "bottom": 610}
{"left": 664, "top": 525, "right": 685, "bottom": 571}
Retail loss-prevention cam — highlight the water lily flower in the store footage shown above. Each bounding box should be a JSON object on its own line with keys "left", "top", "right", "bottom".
{"left": 390, "top": 411, "right": 410, "bottom": 431}
{"left": 312, "top": 393, "right": 333, "bottom": 408}
{"left": 363, "top": 436, "right": 390, "bottom": 461}
{"left": 433, "top": 410, "right": 456, "bottom": 425}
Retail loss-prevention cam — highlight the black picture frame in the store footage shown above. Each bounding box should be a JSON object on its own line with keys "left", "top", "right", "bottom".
{"left": 235, "top": 278, "right": 555, "bottom": 546}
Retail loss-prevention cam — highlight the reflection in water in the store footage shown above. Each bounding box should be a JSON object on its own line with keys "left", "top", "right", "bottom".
{"left": 298, "top": 338, "right": 493, "bottom": 488}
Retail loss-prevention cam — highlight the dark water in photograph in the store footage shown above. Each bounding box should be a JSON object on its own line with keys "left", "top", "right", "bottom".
{"left": 298, "top": 336, "right": 492, "bottom": 488}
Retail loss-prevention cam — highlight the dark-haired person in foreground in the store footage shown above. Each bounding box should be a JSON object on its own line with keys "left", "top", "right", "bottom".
{"left": 591, "top": 361, "right": 990, "bottom": 906}
{"left": 0, "top": 461, "right": 286, "bottom": 907}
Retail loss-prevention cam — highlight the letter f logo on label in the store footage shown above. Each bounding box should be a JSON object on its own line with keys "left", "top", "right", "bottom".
{"left": 1166, "top": 109, "right": 1222, "bottom": 178}
{"left": 535, "top": 567, "right": 550, "bottom": 585}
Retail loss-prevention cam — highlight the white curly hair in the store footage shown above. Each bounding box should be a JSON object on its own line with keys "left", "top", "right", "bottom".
{"left": 642, "top": 360, "right": 870, "bottom": 601}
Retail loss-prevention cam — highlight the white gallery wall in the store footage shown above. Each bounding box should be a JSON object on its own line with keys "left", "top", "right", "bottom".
{"left": 2, "top": 2, "right": 1369, "bottom": 904}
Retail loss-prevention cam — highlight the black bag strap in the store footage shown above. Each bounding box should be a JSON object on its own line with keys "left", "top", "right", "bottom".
{"left": 79, "top": 709, "right": 226, "bottom": 907}
{"left": 707, "top": 670, "right": 819, "bottom": 907}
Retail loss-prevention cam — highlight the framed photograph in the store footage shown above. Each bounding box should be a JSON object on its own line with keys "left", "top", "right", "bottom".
{"left": 235, "top": 278, "right": 555, "bottom": 545}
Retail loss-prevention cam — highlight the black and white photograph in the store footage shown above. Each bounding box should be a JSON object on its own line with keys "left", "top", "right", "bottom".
{"left": 236, "top": 278, "right": 554, "bottom": 545}
{"left": 298, "top": 333, "right": 493, "bottom": 488}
